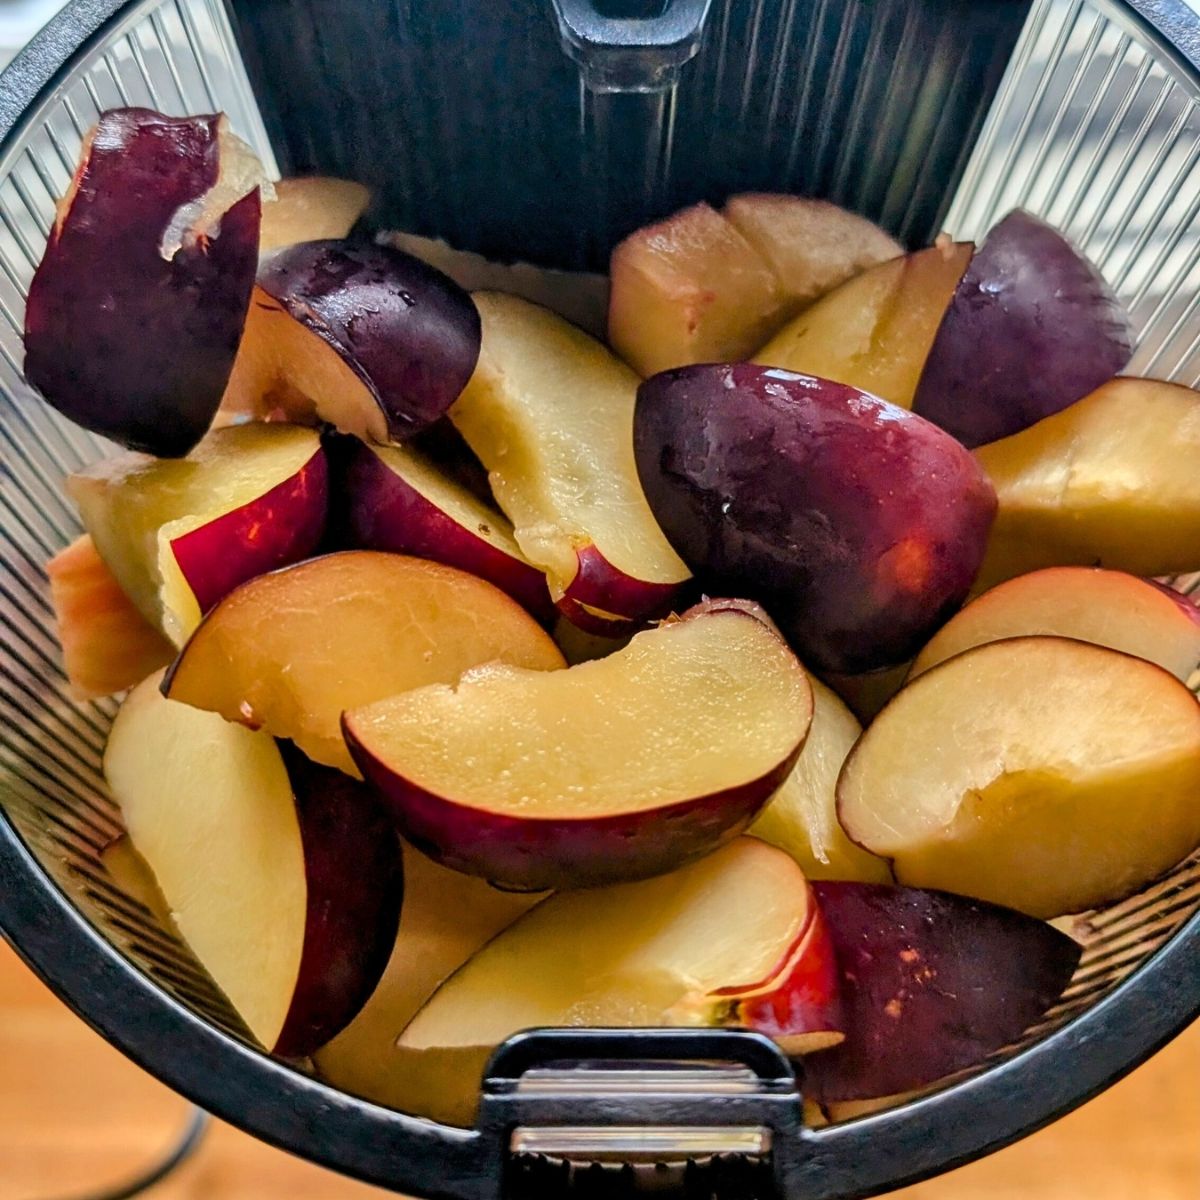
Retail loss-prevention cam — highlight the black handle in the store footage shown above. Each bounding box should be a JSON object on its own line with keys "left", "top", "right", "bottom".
{"left": 549, "top": 0, "right": 714, "bottom": 92}
{"left": 476, "top": 1028, "right": 806, "bottom": 1199}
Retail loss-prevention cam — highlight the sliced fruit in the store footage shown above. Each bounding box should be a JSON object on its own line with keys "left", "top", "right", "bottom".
{"left": 914, "top": 210, "right": 1134, "bottom": 447}
{"left": 750, "top": 677, "right": 891, "bottom": 884}
{"left": 804, "top": 882, "right": 1081, "bottom": 1101}
{"left": 384, "top": 229, "right": 609, "bottom": 337}
{"left": 724, "top": 193, "right": 902, "bottom": 312}
{"left": 104, "top": 674, "right": 402, "bottom": 1056}
{"left": 837, "top": 637, "right": 1200, "bottom": 918}
{"left": 975, "top": 377, "right": 1200, "bottom": 585}
{"left": 394, "top": 838, "right": 842, "bottom": 1125}
{"left": 163, "top": 551, "right": 565, "bottom": 776}
{"left": 24, "top": 107, "right": 263, "bottom": 456}
{"left": 47, "top": 534, "right": 174, "bottom": 700}
{"left": 608, "top": 201, "right": 786, "bottom": 377}
{"left": 344, "top": 600, "right": 813, "bottom": 891}
{"left": 66, "top": 423, "right": 326, "bottom": 645}
{"left": 753, "top": 242, "right": 972, "bottom": 409}
{"left": 313, "top": 845, "right": 543, "bottom": 1107}
{"left": 259, "top": 177, "right": 370, "bottom": 251}
{"left": 449, "top": 292, "right": 690, "bottom": 634}
{"left": 222, "top": 240, "right": 480, "bottom": 443}
{"left": 910, "top": 567, "right": 1200, "bottom": 683}
{"left": 336, "top": 437, "right": 553, "bottom": 622}
{"left": 634, "top": 363, "right": 996, "bottom": 673}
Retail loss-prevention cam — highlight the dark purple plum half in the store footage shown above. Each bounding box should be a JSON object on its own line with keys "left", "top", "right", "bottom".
{"left": 912, "top": 209, "right": 1134, "bottom": 448}
{"left": 24, "top": 107, "right": 261, "bottom": 458}
{"left": 803, "top": 882, "right": 1081, "bottom": 1102}
{"left": 634, "top": 363, "right": 997, "bottom": 673}
{"left": 257, "top": 240, "right": 481, "bottom": 442}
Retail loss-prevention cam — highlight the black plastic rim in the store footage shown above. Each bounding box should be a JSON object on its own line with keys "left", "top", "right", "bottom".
{"left": 0, "top": 2, "right": 1198, "bottom": 1197}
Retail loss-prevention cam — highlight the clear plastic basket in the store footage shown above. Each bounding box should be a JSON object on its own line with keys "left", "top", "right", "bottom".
{"left": 1, "top": 2, "right": 1199, "bottom": 1197}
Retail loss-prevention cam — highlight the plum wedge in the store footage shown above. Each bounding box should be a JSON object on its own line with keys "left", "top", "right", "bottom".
{"left": 635, "top": 364, "right": 996, "bottom": 672}
{"left": 754, "top": 242, "right": 972, "bottom": 409}
{"left": 67, "top": 423, "right": 327, "bottom": 645}
{"left": 24, "top": 108, "right": 265, "bottom": 456}
{"left": 975, "top": 377, "right": 1200, "bottom": 586}
{"left": 343, "top": 600, "right": 813, "bottom": 891}
{"left": 222, "top": 240, "right": 480, "bottom": 443}
{"left": 910, "top": 567, "right": 1200, "bottom": 683}
{"left": 336, "top": 437, "right": 554, "bottom": 622}
{"left": 164, "top": 551, "right": 564, "bottom": 775}
{"left": 449, "top": 292, "right": 691, "bottom": 634}
{"left": 393, "top": 838, "right": 842, "bottom": 1126}
{"left": 913, "top": 211, "right": 1133, "bottom": 447}
{"left": 804, "top": 882, "right": 1081, "bottom": 1101}
{"left": 105, "top": 674, "right": 402, "bottom": 1056}
{"left": 838, "top": 637, "right": 1200, "bottom": 918}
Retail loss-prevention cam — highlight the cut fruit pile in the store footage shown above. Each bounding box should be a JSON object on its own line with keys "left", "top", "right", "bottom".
{"left": 23, "top": 106, "right": 1200, "bottom": 1131}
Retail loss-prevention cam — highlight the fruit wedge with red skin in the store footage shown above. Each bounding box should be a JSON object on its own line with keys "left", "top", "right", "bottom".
{"left": 750, "top": 675, "right": 892, "bottom": 884}
{"left": 975, "top": 377, "right": 1200, "bottom": 587}
{"left": 222, "top": 240, "right": 479, "bottom": 444}
{"left": 335, "top": 436, "right": 554, "bottom": 623}
{"left": 910, "top": 567, "right": 1200, "bottom": 683}
{"left": 724, "top": 194, "right": 903, "bottom": 313}
{"left": 607, "top": 201, "right": 787, "bottom": 377}
{"left": 259, "top": 177, "right": 370, "bottom": 252}
{"left": 449, "top": 292, "right": 690, "bottom": 635}
{"left": 802, "top": 882, "right": 1081, "bottom": 1102}
{"left": 47, "top": 534, "right": 174, "bottom": 700}
{"left": 634, "top": 363, "right": 996, "bottom": 673}
{"left": 837, "top": 636, "right": 1200, "bottom": 918}
{"left": 343, "top": 599, "right": 812, "bottom": 891}
{"left": 104, "top": 674, "right": 402, "bottom": 1056}
{"left": 67, "top": 423, "right": 327, "bottom": 645}
{"left": 754, "top": 241, "right": 972, "bottom": 409}
{"left": 164, "top": 550, "right": 565, "bottom": 776}
{"left": 24, "top": 108, "right": 264, "bottom": 457}
{"left": 913, "top": 210, "right": 1133, "bottom": 447}
{"left": 392, "top": 839, "right": 841, "bottom": 1126}
{"left": 313, "top": 845, "right": 544, "bottom": 1108}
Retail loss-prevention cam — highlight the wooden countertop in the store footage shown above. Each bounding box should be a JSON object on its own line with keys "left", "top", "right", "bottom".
{"left": 1, "top": 937, "right": 1195, "bottom": 1199}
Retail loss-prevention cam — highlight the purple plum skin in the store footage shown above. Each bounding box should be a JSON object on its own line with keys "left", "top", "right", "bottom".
{"left": 24, "top": 108, "right": 260, "bottom": 458}
{"left": 273, "top": 742, "right": 403, "bottom": 1058}
{"left": 634, "top": 363, "right": 997, "bottom": 673}
{"left": 257, "top": 241, "right": 481, "bottom": 442}
{"left": 803, "top": 882, "right": 1081, "bottom": 1102}
{"left": 913, "top": 210, "right": 1134, "bottom": 448}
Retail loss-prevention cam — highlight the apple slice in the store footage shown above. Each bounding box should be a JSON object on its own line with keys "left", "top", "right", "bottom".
{"left": 163, "top": 551, "right": 565, "bottom": 776}
{"left": 752, "top": 242, "right": 973, "bottom": 409}
{"left": 383, "top": 229, "right": 610, "bottom": 338}
{"left": 449, "top": 292, "right": 690, "bottom": 635}
{"left": 47, "top": 534, "right": 174, "bottom": 700}
{"left": 259, "top": 177, "right": 371, "bottom": 252}
{"left": 344, "top": 600, "right": 812, "bottom": 891}
{"left": 393, "top": 838, "right": 842, "bottom": 1126}
{"left": 910, "top": 567, "right": 1200, "bottom": 683}
{"left": 724, "top": 193, "right": 902, "bottom": 312}
{"left": 803, "top": 882, "right": 1081, "bottom": 1101}
{"left": 336, "top": 437, "right": 554, "bottom": 623}
{"left": 750, "top": 676, "right": 891, "bottom": 884}
{"left": 66, "top": 423, "right": 327, "bottom": 645}
{"left": 837, "top": 637, "right": 1200, "bottom": 918}
{"left": 913, "top": 210, "right": 1134, "bottom": 447}
{"left": 104, "top": 674, "right": 402, "bottom": 1056}
{"left": 221, "top": 240, "right": 480, "bottom": 443}
{"left": 24, "top": 108, "right": 264, "bottom": 457}
{"left": 975, "top": 377, "right": 1200, "bottom": 586}
{"left": 607, "top": 201, "right": 786, "bottom": 377}
{"left": 313, "top": 845, "right": 543, "bottom": 1107}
